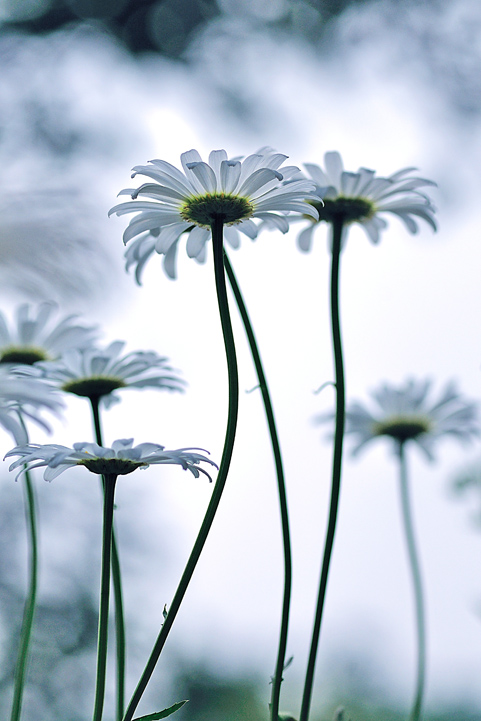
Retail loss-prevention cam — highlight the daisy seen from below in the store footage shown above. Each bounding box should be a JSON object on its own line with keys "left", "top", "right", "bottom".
{"left": 6, "top": 437, "right": 216, "bottom": 721}
{"left": 334, "top": 378, "right": 478, "bottom": 721}
{"left": 0, "top": 302, "right": 98, "bottom": 365}
{"left": 6, "top": 438, "right": 217, "bottom": 482}
{"left": 109, "top": 147, "right": 320, "bottom": 280}
{"left": 32, "top": 340, "right": 185, "bottom": 408}
{"left": 343, "top": 378, "right": 478, "bottom": 459}
{"left": 295, "top": 150, "right": 437, "bottom": 252}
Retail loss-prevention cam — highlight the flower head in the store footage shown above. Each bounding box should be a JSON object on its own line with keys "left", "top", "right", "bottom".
{"left": 0, "top": 302, "right": 98, "bottom": 365}
{"left": 6, "top": 438, "right": 217, "bottom": 482}
{"left": 109, "top": 147, "right": 320, "bottom": 280}
{"left": 30, "top": 341, "right": 185, "bottom": 407}
{"left": 339, "top": 379, "right": 478, "bottom": 461}
{"left": 295, "top": 151, "right": 437, "bottom": 252}
{"left": 0, "top": 366, "right": 63, "bottom": 443}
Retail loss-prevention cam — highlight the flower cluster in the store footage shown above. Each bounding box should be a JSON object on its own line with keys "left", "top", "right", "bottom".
{"left": 6, "top": 438, "right": 217, "bottom": 482}
{"left": 110, "top": 147, "right": 320, "bottom": 280}
{"left": 295, "top": 151, "right": 437, "bottom": 251}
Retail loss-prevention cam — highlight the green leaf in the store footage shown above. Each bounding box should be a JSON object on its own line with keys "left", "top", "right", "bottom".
{"left": 133, "top": 700, "right": 188, "bottom": 721}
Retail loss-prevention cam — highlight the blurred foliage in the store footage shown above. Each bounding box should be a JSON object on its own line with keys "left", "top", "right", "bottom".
{"left": 2, "top": 0, "right": 481, "bottom": 121}
{"left": 175, "top": 666, "right": 266, "bottom": 721}
{"left": 1, "top": 0, "right": 370, "bottom": 58}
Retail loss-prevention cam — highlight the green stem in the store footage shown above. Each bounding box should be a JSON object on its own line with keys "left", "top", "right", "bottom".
{"left": 223, "top": 251, "right": 292, "bottom": 721}
{"left": 90, "top": 397, "right": 126, "bottom": 721}
{"left": 397, "top": 442, "right": 426, "bottom": 721}
{"left": 121, "top": 216, "right": 239, "bottom": 721}
{"left": 92, "top": 473, "right": 118, "bottom": 721}
{"left": 300, "top": 218, "right": 345, "bottom": 721}
{"left": 9, "top": 468, "right": 38, "bottom": 721}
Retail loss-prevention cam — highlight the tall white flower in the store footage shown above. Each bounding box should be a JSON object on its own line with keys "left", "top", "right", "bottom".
{"left": 295, "top": 151, "right": 437, "bottom": 251}
{"left": 0, "top": 302, "right": 98, "bottom": 365}
{"left": 340, "top": 378, "right": 478, "bottom": 460}
{"left": 6, "top": 438, "right": 217, "bottom": 482}
{"left": 0, "top": 366, "right": 63, "bottom": 443}
{"left": 31, "top": 341, "right": 185, "bottom": 407}
{"left": 110, "top": 147, "right": 320, "bottom": 280}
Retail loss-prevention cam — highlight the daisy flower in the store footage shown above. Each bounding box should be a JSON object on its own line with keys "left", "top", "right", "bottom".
{"left": 109, "top": 147, "right": 320, "bottom": 280}
{"left": 295, "top": 151, "right": 437, "bottom": 251}
{"left": 30, "top": 341, "right": 185, "bottom": 407}
{"left": 6, "top": 438, "right": 217, "bottom": 482}
{"left": 0, "top": 302, "right": 98, "bottom": 365}
{"left": 0, "top": 366, "right": 63, "bottom": 443}
{"left": 342, "top": 378, "right": 478, "bottom": 460}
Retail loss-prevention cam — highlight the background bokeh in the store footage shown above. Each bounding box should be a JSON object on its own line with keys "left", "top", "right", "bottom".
{"left": 1, "top": 0, "right": 481, "bottom": 719}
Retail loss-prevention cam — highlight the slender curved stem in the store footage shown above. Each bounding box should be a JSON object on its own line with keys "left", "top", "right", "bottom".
{"left": 9, "top": 468, "right": 38, "bottom": 721}
{"left": 397, "top": 442, "right": 426, "bottom": 721}
{"left": 224, "top": 251, "right": 292, "bottom": 721}
{"left": 90, "top": 397, "right": 126, "bottom": 721}
{"left": 121, "top": 216, "right": 239, "bottom": 721}
{"left": 300, "top": 218, "right": 345, "bottom": 721}
{"left": 92, "top": 473, "right": 118, "bottom": 721}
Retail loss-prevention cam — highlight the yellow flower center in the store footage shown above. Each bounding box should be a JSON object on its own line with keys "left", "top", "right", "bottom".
{"left": 79, "top": 457, "right": 146, "bottom": 475}
{"left": 180, "top": 193, "right": 254, "bottom": 227}
{"left": 0, "top": 346, "right": 49, "bottom": 364}
{"left": 372, "top": 415, "right": 432, "bottom": 442}
{"left": 63, "top": 377, "right": 127, "bottom": 399}
{"left": 309, "top": 197, "right": 375, "bottom": 223}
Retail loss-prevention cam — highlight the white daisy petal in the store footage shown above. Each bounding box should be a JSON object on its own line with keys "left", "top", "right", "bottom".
{"left": 223, "top": 226, "right": 241, "bottom": 249}
{"left": 323, "top": 151, "right": 344, "bottom": 190}
{"left": 237, "top": 168, "right": 283, "bottom": 197}
{"left": 186, "top": 226, "right": 210, "bottom": 258}
{"left": 208, "top": 150, "right": 228, "bottom": 181}
{"left": 186, "top": 162, "right": 217, "bottom": 194}
{"left": 163, "top": 241, "right": 180, "bottom": 280}
{"left": 220, "top": 160, "right": 242, "bottom": 194}
{"left": 154, "top": 223, "right": 190, "bottom": 253}
{"left": 297, "top": 224, "right": 316, "bottom": 252}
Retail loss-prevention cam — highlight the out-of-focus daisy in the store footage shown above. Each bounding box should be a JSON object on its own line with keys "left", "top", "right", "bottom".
{"left": 0, "top": 366, "right": 63, "bottom": 443}
{"left": 31, "top": 341, "right": 185, "bottom": 407}
{"left": 295, "top": 151, "right": 437, "bottom": 251}
{"left": 6, "top": 438, "right": 217, "bottom": 482}
{"left": 0, "top": 302, "right": 98, "bottom": 365}
{"left": 342, "top": 378, "right": 478, "bottom": 460}
{"left": 332, "top": 377, "right": 477, "bottom": 721}
{"left": 109, "top": 147, "right": 320, "bottom": 279}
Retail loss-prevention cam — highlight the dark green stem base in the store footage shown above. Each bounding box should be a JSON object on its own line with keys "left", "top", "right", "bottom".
{"left": 92, "top": 473, "right": 118, "bottom": 721}
{"left": 90, "top": 397, "right": 126, "bottom": 721}
{"left": 300, "top": 218, "right": 345, "bottom": 721}
{"left": 121, "top": 216, "right": 239, "bottom": 721}
{"left": 10, "top": 469, "right": 38, "bottom": 721}
{"left": 224, "top": 251, "right": 292, "bottom": 721}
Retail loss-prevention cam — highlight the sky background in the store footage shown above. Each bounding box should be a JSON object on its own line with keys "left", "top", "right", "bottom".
{"left": 1, "top": 0, "right": 481, "bottom": 718}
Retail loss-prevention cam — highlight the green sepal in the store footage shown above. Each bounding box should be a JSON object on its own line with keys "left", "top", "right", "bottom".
{"left": 133, "top": 700, "right": 188, "bottom": 720}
